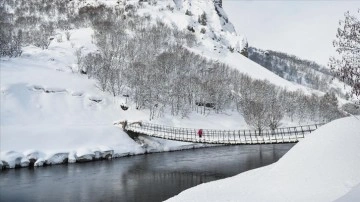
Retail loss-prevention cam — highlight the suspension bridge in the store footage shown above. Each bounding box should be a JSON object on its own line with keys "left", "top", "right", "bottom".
{"left": 118, "top": 121, "right": 324, "bottom": 145}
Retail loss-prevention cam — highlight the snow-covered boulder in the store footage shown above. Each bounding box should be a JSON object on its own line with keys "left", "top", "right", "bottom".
{"left": 34, "top": 158, "right": 46, "bottom": 167}
{"left": 44, "top": 153, "right": 69, "bottom": 165}
{"left": 76, "top": 154, "right": 95, "bottom": 162}
{"left": 101, "top": 150, "right": 114, "bottom": 159}
{"left": 68, "top": 151, "right": 77, "bottom": 163}
{"left": 0, "top": 151, "right": 26, "bottom": 168}
{"left": 1, "top": 161, "right": 9, "bottom": 169}
{"left": 75, "top": 148, "right": 95, "bottom": 162}
{"left": 24, "top": 150, "right": 46, "bottom": 167}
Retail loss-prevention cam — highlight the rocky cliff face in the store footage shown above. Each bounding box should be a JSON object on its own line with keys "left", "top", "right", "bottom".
{"left": 213, "top": 0, "right": 222, "bottom": 8}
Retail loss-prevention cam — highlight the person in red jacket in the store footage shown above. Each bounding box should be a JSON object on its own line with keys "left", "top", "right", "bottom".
{"left": 198, "top": 129, "right": 203, "bottom": 138}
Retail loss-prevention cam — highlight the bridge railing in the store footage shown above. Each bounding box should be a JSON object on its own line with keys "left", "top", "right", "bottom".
{"left": 125, "top": 122, "right": 324, "bottom": 145}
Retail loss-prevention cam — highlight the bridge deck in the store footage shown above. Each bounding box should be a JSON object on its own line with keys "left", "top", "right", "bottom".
{"left": 124, "top": 122, "right": 323, "bottom": 145}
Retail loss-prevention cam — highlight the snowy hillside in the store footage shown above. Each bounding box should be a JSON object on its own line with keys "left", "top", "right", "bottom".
{"left": 0, "top": 0, "right": 351, "bottom": 169}
{"left": 248, "top": 47, "right": 352, "bottom": 98}
{"left": 166, "top": 116, "right": 360, "bottom": 202}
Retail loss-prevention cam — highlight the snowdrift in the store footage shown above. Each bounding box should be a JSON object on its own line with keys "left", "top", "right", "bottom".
{"left": 166, "top": 116, "right": 360, "bottom": 202}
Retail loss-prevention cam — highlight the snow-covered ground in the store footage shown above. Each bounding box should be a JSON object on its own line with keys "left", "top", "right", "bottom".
{"left": 166, "top": 116, "right": 360, "bottom": 202}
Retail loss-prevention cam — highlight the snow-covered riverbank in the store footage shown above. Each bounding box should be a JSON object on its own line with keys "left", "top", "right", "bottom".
{"left": 0, "top": 128, "right": 211, "bottom": 169}
{"left": 166, "top": 116, "right": 360, "bottom": 202}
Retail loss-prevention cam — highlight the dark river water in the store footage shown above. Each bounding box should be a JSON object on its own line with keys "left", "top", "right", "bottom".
{"left": 0, "top": 144, "right": 294, "bottom": 202}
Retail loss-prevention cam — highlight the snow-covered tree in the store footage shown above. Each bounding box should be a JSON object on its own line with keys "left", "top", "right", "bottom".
{"left": 265, "top": 88, "right": 283, "bottom": 130}
{"left": 319, "top": 92, "right": 341, "bottom": 121}
{"left": 329, "top": 10, "right": 360, "bottom": 97}
{"left": 240, "top": 41, "right": 248, "bottom": 57}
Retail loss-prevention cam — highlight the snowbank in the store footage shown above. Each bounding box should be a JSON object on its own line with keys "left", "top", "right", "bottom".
{"left": 166, "top": 116, "right": 360, "bottom": 202}
{"left": 336, "top": 182, "right": 360, "bottom": 201}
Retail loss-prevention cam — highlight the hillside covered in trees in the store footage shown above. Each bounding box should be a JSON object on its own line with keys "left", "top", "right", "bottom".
{"left": 1, "top": 0, "right": 351, "bottom": 131}
{"left": 248, "top": 47, "right": 349, "bottom": 98}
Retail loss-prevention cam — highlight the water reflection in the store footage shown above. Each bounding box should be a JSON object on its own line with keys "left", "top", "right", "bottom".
{"left": 0, "top": 144, "right": 294, "bottom": 202}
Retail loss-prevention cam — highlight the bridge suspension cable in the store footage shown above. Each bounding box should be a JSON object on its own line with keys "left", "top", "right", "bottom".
{"left": 120, "top": 121, "right": 324, "bottom": 145}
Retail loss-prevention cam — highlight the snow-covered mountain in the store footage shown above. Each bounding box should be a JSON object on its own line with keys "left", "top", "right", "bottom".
{"left": 1, "top": 0, "right": 312, "bottom": 89}
{"left": 0, "top": 0, "right": 350, "bottom": 169}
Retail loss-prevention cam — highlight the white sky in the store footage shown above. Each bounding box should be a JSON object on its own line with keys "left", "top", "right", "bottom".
{"left": 223, "top": 0, "right": 360, "bottom": 66}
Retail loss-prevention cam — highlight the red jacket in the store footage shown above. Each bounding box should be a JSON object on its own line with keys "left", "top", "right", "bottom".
{"left": 198, "top": 129, "right": 203, "bottom": 137}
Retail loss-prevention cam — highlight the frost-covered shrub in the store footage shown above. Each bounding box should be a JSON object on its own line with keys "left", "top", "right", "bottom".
{"left": 148, "top": 0, "right": 157, "bottom": 6}
{"left": 342, "top": 103, "right": 360, "bottom": 115}
{"left": 65, "top": 31, "right": 71, "bottom": 41}
{"left": 319, "top": 92, "right": 343, "bottom": 121}
{"left": 0, "top": 27, "right": 23, "bottom": 57}
{"left": 33, "top": 24, "right": 55, "bottom": 49}
{"left": 187, "top": 26, "right": 195, "bottom": 33}
{"left": 228, "top": 46, "right": 234, "bottom": 53}
{"left": 125, "top": 4, "right": 135, "bottom": 12}
{"left": 198, "top": 12, "right": 207, "bottom": 26}
{"left": 166, "top": 5, "right": 174, "bottom": 12}
{"left": 56, "top": 35, "right": 63, "bottom": 43}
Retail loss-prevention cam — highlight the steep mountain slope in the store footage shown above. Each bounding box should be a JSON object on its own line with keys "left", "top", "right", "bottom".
{"left": 139, "top": 0, "right": 310, "bottom": 90}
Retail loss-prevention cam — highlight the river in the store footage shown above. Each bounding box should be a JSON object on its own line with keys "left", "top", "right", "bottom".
{"left": 0, "top": 144, "right": 294, "bottom": 202}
